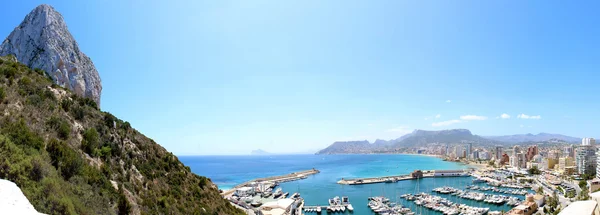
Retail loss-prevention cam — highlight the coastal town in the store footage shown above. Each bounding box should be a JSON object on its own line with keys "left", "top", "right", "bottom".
{"left": 224, "top": 137, "right": 600, "bottom": 215}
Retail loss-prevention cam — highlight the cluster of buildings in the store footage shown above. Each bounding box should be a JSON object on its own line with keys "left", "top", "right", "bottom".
{"left": 436, "top": 137, "right": 600, "bottom": 180}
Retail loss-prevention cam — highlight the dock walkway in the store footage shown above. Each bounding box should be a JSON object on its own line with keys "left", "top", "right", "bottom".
{"left": 338, "top": 169, "right": 470, "bottom": 185}
{"left": 221, "top": 169, "right": 320, "bottom": 196}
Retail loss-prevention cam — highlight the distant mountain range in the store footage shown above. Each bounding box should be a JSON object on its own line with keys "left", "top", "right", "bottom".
{"left": 316, "top": 129, "right": 581, "bottom": 154}
{"left": 484, "top": 133, "right": 580, "bottom": 143}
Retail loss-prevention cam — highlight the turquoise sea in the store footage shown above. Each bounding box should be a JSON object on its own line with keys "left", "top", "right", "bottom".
{"left": 180, "top": 154, "right": 526, "bottom": 214}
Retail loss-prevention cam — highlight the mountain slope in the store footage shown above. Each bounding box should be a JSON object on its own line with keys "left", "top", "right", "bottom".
{"left": 316, "top": 129, "right": 502, "bottom": 154}
{"left": 0, "top": 56, "right": 242, "bottom": 214}
{"left": 316, "top": 140, "right": 374, "bottom": 154}
{"left": 485, "top": 133, "right": 580, "bottom": 143}
{"left": 394, "top": 129, "right": 499, "bottom": 147}
{"left": 0, "top": 4, "right": 102, "bottom": 105}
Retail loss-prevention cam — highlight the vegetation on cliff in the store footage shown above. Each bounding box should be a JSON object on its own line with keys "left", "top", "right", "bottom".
{"left": 0, "top": 55, "right": 242, "bottom": 215}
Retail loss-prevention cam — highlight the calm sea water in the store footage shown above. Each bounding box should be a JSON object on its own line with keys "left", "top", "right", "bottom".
{"left": 180, "top": 154, "right": 524, "bottom": 214}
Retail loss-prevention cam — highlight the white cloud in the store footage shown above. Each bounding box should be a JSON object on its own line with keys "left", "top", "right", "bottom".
{"left": 460, "top": 115, "right": 488, "bottom": 121}
{"left": 435, "top": 114, "right": 441, "bottom": 119}
{"left": 446, "top": 100, "right": 452, "bottom": 103}
{"left": 432, "top": 120, "right": 462, "bottom": 127}
{"left": 385, "top": 126, "right": 412, "bottom": 136}
{"left": 517, "top": 114, "right": 541, "bottom": 120}
{"left": 500, "top": 113, "right": 510, "bottom": 119}
{"left": 520, "top": 125, "right": 524, "bottom": 128}
{"left": 367, "top": 123, "right": 374, "bottom": 127}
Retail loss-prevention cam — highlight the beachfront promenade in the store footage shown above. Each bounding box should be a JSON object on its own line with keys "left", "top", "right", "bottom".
{"left": 221, "top": 169, "right": 320, "bottom": 196}
{"left": 338, "top": 169, "right": 470, "bottom": 185}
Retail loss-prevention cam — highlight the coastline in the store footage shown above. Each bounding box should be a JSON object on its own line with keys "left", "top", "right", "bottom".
{"left": 398, "top": 153, "right": 442, "bottom": 158}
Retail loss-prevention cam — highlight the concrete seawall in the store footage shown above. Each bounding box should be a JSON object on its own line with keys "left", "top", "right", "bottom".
{"left": 338, "top": 169, "right": 470, "bottom": 185}
{"left": 221, "top": 169, "right": 320, "bottom": 196}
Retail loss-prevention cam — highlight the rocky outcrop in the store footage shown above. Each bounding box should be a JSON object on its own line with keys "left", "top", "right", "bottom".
{"left": 0, "top": 4, "right": 102, "bottom": 105}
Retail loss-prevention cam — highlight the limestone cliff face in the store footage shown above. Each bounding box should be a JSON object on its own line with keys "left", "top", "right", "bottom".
{"left": 0, "top": 4, "right": 102, "bottom": 105}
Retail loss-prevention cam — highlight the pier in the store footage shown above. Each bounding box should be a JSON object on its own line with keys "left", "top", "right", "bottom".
{"left": 221, "top": 169, "right": 320, "bottom": 196}
{"left": 337, "top": 169, "right": 470, "bottom": 185}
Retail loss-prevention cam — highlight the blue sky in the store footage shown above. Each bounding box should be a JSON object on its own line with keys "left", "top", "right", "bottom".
{"left": 1, "top": 1, "right": 599, "bottom": 155}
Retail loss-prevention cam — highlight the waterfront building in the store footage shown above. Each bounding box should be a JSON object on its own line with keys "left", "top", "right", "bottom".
{"left": 471, "top": 150, "right": 479, "bottom": 160}
{"left": 235, "top": 187, "right": 255, "bottom": 196}
{"left": 577, "top": 145, "right": 597, "bottom": 175}
{"left": 259, "top": 198, "right": 295, "bottom": 215}
{"left": 583, "top": 138, "right": 597, "bottom": 146}
{"left": 479, "top": 151, "right": 490, "bottom": 160}
{"left": 495, "top": 146, "right": 503, "bottom": 160}
{"left": 558, "top": 200, "right": 599, "bottom": 215}
{"left": 526, "top": 145, "right": 538, "bottom": 162}
{"left": 510, "top": 153, "right": 527, "bottom": 169}
{"left": 444, "top": 143, "right": 450, "bottom": 156}
{"left": 466, "top": 142, "right": 472, "bottom": 159}
{"left": 454, "top": 145, "right": 465, "bottom": 159}
{"left": 506, "top": 195, "right": 538, "bottom": 215}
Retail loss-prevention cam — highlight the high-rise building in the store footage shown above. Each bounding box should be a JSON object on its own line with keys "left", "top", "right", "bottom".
{"left": 495, "top": 146, "right": 503, "bottom": 160}
{"left": 445, "top": 144, "right": 449, "bottom": 156}
{"left": 526, "top": 145, "right": 538, "bottom": 162}
{"left": 466, "top": 143, "right": 473, "bottom": 159}
{"left": 583, "top": 138, "right": 596, "bottom": 146}
{"left": 512, "top": 146, "right": 520, "bottom": 156}
{"left": 564, "top": 145, "right": 575, "bottom": 158}
{"left": 480, "top": 151, "right": 490, "bottom": 160}
{"left": 472, "top": 150, "right": 479, "bottom": 160}
{"left": 455, "top": 145, "right": 465, "bottom": 158}
{"left": 576, "top": 145, "right": 597, "bottom": 175}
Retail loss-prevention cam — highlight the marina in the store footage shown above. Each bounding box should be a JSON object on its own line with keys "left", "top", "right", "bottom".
{"left": 186, "top": 154, "right": 528, "bottom": 214}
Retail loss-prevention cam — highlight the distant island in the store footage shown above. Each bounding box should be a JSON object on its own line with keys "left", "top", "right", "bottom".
{"left": 251, "top": 149, "right": 273, "bottom": 155}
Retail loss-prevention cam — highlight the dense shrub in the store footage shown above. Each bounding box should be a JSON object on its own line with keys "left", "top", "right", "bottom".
{"left": 81, "top": 128, "right": 100, "bottom": 155}
{"left": 47, "top": 138, "right": 83, "bottom": 180}
{"left": 46, "top": 116, "right": 71, "bottom": 140}
{"left": 2, "top": 119, "right": 44, "bottom": 150}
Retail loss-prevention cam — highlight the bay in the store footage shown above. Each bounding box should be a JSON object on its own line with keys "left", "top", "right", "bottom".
{"left": 180, "top": 154, "right": 522, "bottom": 214}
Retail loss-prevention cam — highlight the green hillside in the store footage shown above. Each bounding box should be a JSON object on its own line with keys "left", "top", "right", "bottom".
{"left": 0, "top": 55, "right": 242, "bottom": 215}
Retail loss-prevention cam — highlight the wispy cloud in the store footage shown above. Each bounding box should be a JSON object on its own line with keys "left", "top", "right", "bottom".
{"left": 517, "top": 114, "right": 541, "bottom": 119}
{"left": 520, "top": 125, "right": 524, "bottom": 128}
{"left": 432, "top": 120, "right": 462, "bottom": 127}
{"left": 460, "top": 115, "right": 487, "bottom": 121}
{"left": 425, "top": 114, "right": 442, "bottom": 120}
{"left": 446, "top": 100, "right": 452, "bottom": 103}
{"left": 385, "top": 126, "right": 413, "bottom": 136}
{"left": 500, "top": 113, "right": 510, "bottom": 119}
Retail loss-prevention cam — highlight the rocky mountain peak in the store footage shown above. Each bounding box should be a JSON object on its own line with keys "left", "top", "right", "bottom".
{"left": 0, "top": 4, "right": 102, "bottom": 105}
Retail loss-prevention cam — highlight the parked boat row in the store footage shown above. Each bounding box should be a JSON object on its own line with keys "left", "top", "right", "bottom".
{"left": 402, "top": 193, "right": 489, "bottom": 215}
{"left": 432, "top": 186, "right": 522, "bottom": 206}
{"left": 466, "top": 185, "right": 529, "bottom": 195}
{"left": 304, "top": 206, "right": 322, "bottom": 213}
{"left": 368, "top": 196, "right": 415, "bottom": 215}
